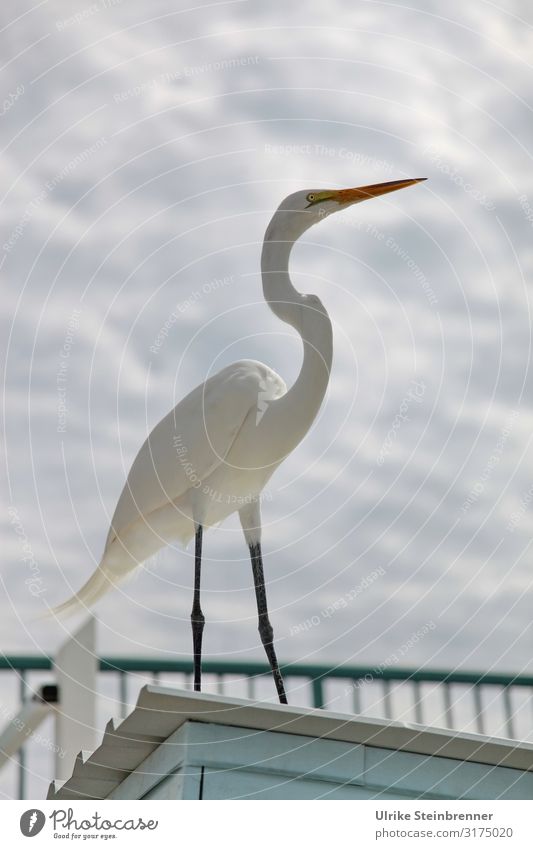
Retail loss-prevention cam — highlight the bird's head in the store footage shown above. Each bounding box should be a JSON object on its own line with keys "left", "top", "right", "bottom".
{"left": 265, "top": 178, "right": 426, "bottom": 243}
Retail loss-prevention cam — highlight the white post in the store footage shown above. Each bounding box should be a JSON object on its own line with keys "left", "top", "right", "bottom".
{"left": 53, "top": 617, "right": 98, "bottom": 780}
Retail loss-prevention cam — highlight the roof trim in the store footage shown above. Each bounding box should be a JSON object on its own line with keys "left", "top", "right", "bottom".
{"left": 48, "top": 685, "right": 533, "bottom": 800}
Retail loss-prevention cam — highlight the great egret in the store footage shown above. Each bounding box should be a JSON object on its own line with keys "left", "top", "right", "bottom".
{"left": 52, "top": 178, "right": 425, "bottom": 704}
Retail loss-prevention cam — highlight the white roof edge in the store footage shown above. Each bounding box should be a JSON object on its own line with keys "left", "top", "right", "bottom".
{"left": 140, "top": 685, "right": 533, "bottom": 768}
{"left": 47, "top": 685, "right": 533, "bottom": 800}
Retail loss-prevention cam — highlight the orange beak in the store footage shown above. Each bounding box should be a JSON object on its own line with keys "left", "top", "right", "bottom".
{"left": 333, "top": 177, "right": 426, "bottom": 204}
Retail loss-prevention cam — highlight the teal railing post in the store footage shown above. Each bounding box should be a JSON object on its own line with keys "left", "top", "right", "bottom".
{"left": 311, "top": 676, "right": 325, "bottom": 709}
{"left": 473, "top": 685, "right": 484, "bottom": 735}
{"left": 503, "top": 686, "right": 515, "bottom": 739}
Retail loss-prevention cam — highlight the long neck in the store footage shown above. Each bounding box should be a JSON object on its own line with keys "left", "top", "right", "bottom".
{"left": 260, "top": 237, "right": 333, "bottom": 452}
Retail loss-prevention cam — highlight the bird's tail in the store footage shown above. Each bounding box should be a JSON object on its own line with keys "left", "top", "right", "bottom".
{"left": 43, "top": 558, "right": 133, "bottom": 620}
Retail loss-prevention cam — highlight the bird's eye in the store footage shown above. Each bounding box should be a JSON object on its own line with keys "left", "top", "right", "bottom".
{"left": 307, "top": 193, "right": 316, "bottom": 203}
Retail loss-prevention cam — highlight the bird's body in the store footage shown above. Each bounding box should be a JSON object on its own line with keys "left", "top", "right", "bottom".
{"left": 51, "top": 177, "right": 425, "bottom": 702}
{"left": 107, "top": 359, "right": 287, "bottom": 556}
{"left": 63, "top": 359, "right": 284, "bottom": 610}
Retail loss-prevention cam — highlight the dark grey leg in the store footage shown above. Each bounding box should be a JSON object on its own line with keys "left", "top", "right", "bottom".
{"left": 191, "top": 525, "right": 205, "bottom": 692}
{"left": 249, "top": 541, "right": 287, "bottom": 704}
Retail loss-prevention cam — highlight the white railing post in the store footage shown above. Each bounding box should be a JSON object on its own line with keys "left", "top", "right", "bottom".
{"left": 53, "top": 617, "right": 98, "bottom": 780}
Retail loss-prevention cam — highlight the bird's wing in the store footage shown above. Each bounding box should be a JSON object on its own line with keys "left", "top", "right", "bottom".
{"left": 105, "top": 360, "right": 286, "bottom": 550}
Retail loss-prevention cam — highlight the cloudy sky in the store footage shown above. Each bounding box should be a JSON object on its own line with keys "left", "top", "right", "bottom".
{"left": 2, "top": 0, "right": 533, "bottom": 796}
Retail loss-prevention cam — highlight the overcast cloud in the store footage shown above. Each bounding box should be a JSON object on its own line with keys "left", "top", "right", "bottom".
{"left": 2, "top": 0, "right": 533, "bottom": 796}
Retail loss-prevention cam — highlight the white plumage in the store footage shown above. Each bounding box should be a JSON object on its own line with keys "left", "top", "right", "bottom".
{"left": 54, "top": 360, "right": 286, "bottom": 616}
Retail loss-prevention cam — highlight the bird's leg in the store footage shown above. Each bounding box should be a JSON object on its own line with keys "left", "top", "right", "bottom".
{"left": 191, "top": 524, "right": 205, "bottom": 692}
{"left": 249, "top": 541, "right": 287, "bottom": 704}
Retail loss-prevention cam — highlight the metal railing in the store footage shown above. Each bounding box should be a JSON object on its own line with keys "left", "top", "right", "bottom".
{"left": 1, "top": 655, "right": 533, "bottom": 797}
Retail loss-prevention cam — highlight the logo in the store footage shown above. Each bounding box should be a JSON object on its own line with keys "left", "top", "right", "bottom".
{"left": 20, "top": 809, "right": 46, "bottom": 837}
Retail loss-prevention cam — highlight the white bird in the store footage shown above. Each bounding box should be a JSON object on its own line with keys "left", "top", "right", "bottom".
{"left": 51, "top": 178, "right": 425, "bottom": 703}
